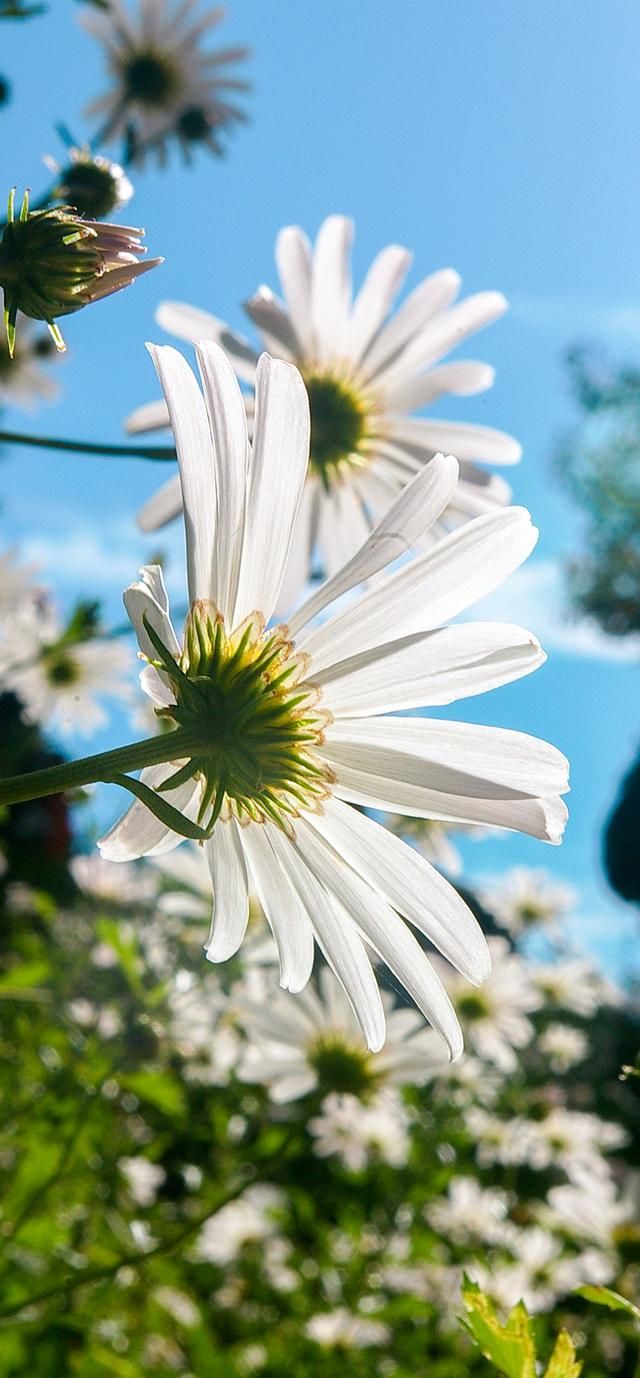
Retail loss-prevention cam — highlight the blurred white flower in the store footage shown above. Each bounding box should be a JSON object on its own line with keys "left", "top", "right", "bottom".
{"left": 425, "top": 1176, "right": 513, "bottom": 1246}
{"left": 532, "top": 958, "right": 619, "bottom": 1015}
{"left": 309, "top": 1090, "right": 411, "bottom": 1170}
{"left": 155, "top": 1286, "right": 200, "bottom": 1327}
{"left": 0, "top": 548, "right": 41, "bottom": 616}
{"left": 132, "top": 217, "right": 520, "bottom": 610}
{"left": 516, "top": 1107, "right": 628, "bottom": 1180}
{"left": 481, "top": 865, "right": 577, "bottom": 936}
{"left": 195, "top": 1185, "right": 283, "bottom": 1265}
{"left": 237, "top": 965, "right": 448, "bottom": 1103}
{"left": 305, "top": 1307, "right": 390, "bottom": 1349}
{"left": 71, "top": 853, "right": 157, "bottom": 906}
{"left": 81, "top": 0, "right": 249, "bottom": 164}
{"left": 0, "top": 315, "right": 59, "bottom": 410}
{"left": 434, "top": 936, "right": 542, "bottom": 1072}
{"left": 542, "top": 1168, "right": 631, "bottom": 1248}
{"left": 102, "top": 341, "right": 569, "bottom": 1058}
{"left": 538, "top": 1021, "right": 589, "bottom": 1072}
{"left": 119, "top": 1155, "right": 166, "bottom": 1206}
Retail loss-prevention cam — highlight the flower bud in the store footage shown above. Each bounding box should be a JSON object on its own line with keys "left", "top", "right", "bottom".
{"left": 0, "top": 188, "right": 162, "bottom": 355}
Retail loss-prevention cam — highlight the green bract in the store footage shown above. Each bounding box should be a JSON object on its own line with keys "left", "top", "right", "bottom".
{"left": 0, "top": 188, "right": 160, "bottom": 355}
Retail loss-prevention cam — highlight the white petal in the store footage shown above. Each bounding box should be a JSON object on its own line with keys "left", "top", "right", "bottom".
{"left": 268, "top": 825, "right": 385, "bottom": 1052}
{"left": 274, "top": 482, "right": 315, "bottom": 616}
{"left": 240, "top": 824, "right": 315, "bottom": 992}
{"left": 316, "top": 484, "right": 372, "bottom": 579}
{"left": 325, "top": 716, "right": 570, "bottom": 800}
{"left": 347, "top": 244, "right": 412, "bottom": 364}
{"left": 289, "top": 452, "right": 459, "bottom": 638}
{"left": 308, "top": 798, "right": 489, "bottom": 984}
{"left": 311, "top": 215, "right": 353, "bottom": 362}
{"left": 298, "top": 507, "right": 538, "bottom": 673}
{"left": 233, "top": 355, "right": 310, "bottom": 626}
{"left": 373, "top": 291, "right": 508, "bottom": 392}
{"left": 295, "top": 820, "right": 463, "bottom": 1059}
{"left": 244, "top": 287, "right": 299, "bottom": 358}
{"left": 125, "top": 398, "right": 171, "bottom": 434}
{"left": 123, "top": 564, "right": 180, "bottom": 661}
{"left": 98, "top": 767, "right": 199, "bottom": 861}
{"left": 195, "top": 341, "right": 249, "bottom": 623}
{"left": 276, "top": 224, "right": 314, "bottom": 355}
{"left": 361, "top": 268, "right": 461, "bottom": 378}
{"left": 386, "top": 417, "right": 522, "bottom": 464}
{"left": 147, "top": 344, "right": 216, "bottom": 604}
{"left": 317, "top": 621, "right": 545, "bottom": 716}
{"left": 385, "top": 360, "right": 495, "bottom": 412}
{"left": 137, "top": 473, "right": 183, "bottom": 532}
{"left": 204, "top": 819, "right": 250, "bottom": 962}
{"left": 156, "top": 301, "right": 258, "bottom": 382}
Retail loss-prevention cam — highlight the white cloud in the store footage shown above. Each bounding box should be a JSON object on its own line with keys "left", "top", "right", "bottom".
{"left": 471, "top": 559, "right": 640, "bottom": 663}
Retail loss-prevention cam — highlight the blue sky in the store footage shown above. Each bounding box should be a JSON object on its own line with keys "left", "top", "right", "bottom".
{"left": 2, "top": 0, "right": 640, "bottom": 976}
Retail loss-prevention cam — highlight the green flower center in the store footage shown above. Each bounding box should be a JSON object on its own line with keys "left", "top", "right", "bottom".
{"left": 304, "top": 373, "right": 368, "bottom": 491}
{"left": 456, "top": 992, "right": 489, "bottom": 1023}
{"left": 309, "top": 1034, "right": 375, "bottom": 1097}
{"left": 44, "top": 650, "right": 79, "bottom": 687}
{"left": 147, "top": 602, "right": 333, "bottom": 833}
{"left": 123, "top": 51, "right": 179, "bottom": 106}
{"left": 58, "top": 162, "right": 120, "bottom": 220}
{"left": 177, "top": 106, "right": 211, "bottom": 143}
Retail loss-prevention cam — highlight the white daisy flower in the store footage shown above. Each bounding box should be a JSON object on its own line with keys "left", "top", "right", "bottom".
{"left": 81, "top": 0, "right": 249, "bottom": 164}
{"left": 532, "top": 958, "right": 618, "bottom": 1016}
{"left": 309, "top": 1090, "right": 411, "bottom": 1171}
{"left": 71, "top": 852, "right": 157, "bottom": 905}
{"left": 194, "top": 1184, "right": 283, "bottom": 1265}
{"left": 119, "top": 1155, "right": 166, "bottom": 1206}
{"left": 516, "top": 1107, "right": 628, "bottom": 1180}
{"left": 100, "top": 341, "right": 569, "bottom": 1057}
{"left": 0, "top": 314, "right": 59, "bottom": 411}
{"left": 480, "top": 865, "right": 578, "bottom": 936}
{"left": 129, "top": 214, "right": 520, "bottom": 605}
{"left": 236, "top": 964, "right": 448, "bottom": 1103}
{"left": 0, "top": 600, "right": 132, "bottom": 738}
{"left": 433, "top": 935, "right": 543, "bottom": 1072}
{"left": 0, "top": 548, "right": 41, "bottom": 615}
{"left": 538, "top": 1021, "right": 589, "bottom": 1072}
{"left": 424, "top": 1176, "right": 513, "bottom": 1247}
{"left": 305, "top": 1308, "right": 390, "bottom": 1349}
{"left": 542, "top": 1168, "right": 631, "bottom": 1248}
{"left": 383, "top": 814, "right": 470, "bottom": 877}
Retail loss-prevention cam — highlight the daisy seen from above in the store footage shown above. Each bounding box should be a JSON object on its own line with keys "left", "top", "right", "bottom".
{"left": 129, "top": 214, "right": 520, "bottom": 607}
{"left": 100, "top": 340, "right": 569, "bottom": 1057}
{"left": 80, "top": 0, "right": 249, "bottom": 164}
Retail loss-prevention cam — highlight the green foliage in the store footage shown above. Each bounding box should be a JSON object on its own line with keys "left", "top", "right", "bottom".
{"left": 575, "top": 1286, "right": 640, "bottom": 1325}
{"left": 462, "top": 1282, "right": 582, "bottom": 1378}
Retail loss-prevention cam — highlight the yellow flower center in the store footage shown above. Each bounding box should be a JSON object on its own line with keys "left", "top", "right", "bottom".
{"left": 303, "top": 372, "right": 371, "bottom": 491}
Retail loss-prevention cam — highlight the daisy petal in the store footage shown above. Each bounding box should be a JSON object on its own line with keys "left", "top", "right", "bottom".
{"left": 295, "top": 819, "right": 463, "bottom": 1059}
{"left": 196, "top": 341, "right": 248, "bottom": 622}
{"left": 361, "top": 268, "right": 461, "bottom": 378}
{"left": 348, "top": 244, "right": 412, "bottom": 363}
{"left": 276, "top": 224, "right": 314, "bottom": 355}
{"left": 316, "top": 621, "right": 545, "bottom": 716}
{"left": 244, "top": 286, "right": 299, "bottom": 359}
{"left": 233, "top": 355, "right": 310, "bottom": 625}
{"left": 386, "top": 417, "right": 522, "bottom": 464}
{"left": 240, "top": 824, "right": 315, "bottom": 992}
{"left": 99, "top": 766, "right": 199, "bottom": 861}
{"left": 125, "top": 398, "right": 171, "bottom": 434}
{"left": 290, "top": 452, "right": 459, "bottom": 638}
{"left": 308, "top": 798, "right": 490, "bottom": 985}
{"left": 299, "top": 507, "right": 538, "bottom": 673}
{"left": 374, "top": 291, "right": 508, "bottom": 392}
{"left": 147, "top": 344, "right": 216, "bottom": 604}
{"left": 204, "top": 819, "right": 250, "bottom": 962}
{"left": 268, "top": 825, "right": 385, "bottom": 1052}
{"left": 386, "top": 360, "right": 495, "bottom": 412}
{"left": 137, "top": 473, "right": 183, "bottom": 532}
{"left": 311, "top": 215, "right": 353, "bottom": 362}
{"left": 123, "top": 564, "right": 180, "bottom": 661}
{"left": 156, "top": 301, "right": 257, "bottom": 382}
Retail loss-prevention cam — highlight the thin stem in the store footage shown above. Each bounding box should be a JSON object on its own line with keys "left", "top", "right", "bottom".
{"left": 0, "top": 729, "right": 196, "bottom": 806}
{"left": 0, "top": 430, "right": 175, "bottom": 462}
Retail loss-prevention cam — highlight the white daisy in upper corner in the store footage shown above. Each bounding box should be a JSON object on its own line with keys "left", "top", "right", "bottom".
{"left": 0, "top": 599, "right": 132, "bottom": 738}
{"left": 100, "top": 340, "right": 569, "bottom": 1057}
{"left": 0, "top": 313, "right": 59, "bottom": 411}
{"left": 480, "top": 865, "right": 578, "bottom": 937}
{"left": 236, "top": 964, "right": 448, "bottom": 1102}
{"left": 80, "top": 0, "right": 249, "bottom": 165}
{"left": 129, "top": 215, "right": 520, "bottom": 608}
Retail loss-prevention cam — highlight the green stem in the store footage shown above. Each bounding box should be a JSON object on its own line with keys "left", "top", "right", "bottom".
{"left": 0, "top": 430, "right": 175, "bottom": 462}
{"left": 0, "top": 730, "right": 195, "bottom": 806}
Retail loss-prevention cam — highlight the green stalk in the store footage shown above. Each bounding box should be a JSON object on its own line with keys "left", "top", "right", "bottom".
{"left": 0, "top": 429, "right": 175, "bottom": 461}
{"left": 0, "top": 729, "right": 197, "bottom": 807}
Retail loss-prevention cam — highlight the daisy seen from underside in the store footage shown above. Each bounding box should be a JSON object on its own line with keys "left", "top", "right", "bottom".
{"left": 80, "top": 0, "right": 249, "bottom": 164}
{"left": 129, "top": 214, "right": 520, "bottom": 607}
{"left": 100, "top": 341, "right": 569, "bottom": 1056}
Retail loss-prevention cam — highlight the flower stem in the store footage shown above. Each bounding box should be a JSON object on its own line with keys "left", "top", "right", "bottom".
{"left": 0, "top": 429, "right": 175, "bottom": 462}
{"left": 0, "top": 731, "right": 194, "bottom": 806}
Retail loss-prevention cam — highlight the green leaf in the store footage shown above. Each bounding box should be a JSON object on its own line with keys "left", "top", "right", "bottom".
{"left": 461, "top": 1280, "right": 536, "bottom": 1378}
{"left": 575, "top": 1285, "right": 640, "bottom": 1325}
{"left": 112, "top": 772, "right": 210, "bottom": 842}
{"left": 0, "top": 961, "right": 50, "bottom": 993}
{"left": 544, "top": 1331, "right": 582, "bottom": 1378}
{"left": 121, "top": 1070, "right": 187, "bottom": 1119}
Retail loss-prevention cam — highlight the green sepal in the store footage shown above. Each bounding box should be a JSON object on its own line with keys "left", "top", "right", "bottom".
{"left": 111, "top": 772, "right": 210, "bottom": 842}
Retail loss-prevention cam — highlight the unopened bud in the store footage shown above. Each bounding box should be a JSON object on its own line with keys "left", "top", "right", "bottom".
{"left": 0, "top": 188, "right": 162, "bottom": 355}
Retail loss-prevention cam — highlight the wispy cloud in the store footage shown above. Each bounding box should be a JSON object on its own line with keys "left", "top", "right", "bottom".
{"left": 472, "top": 559, "right": 640, "bottom": 663}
